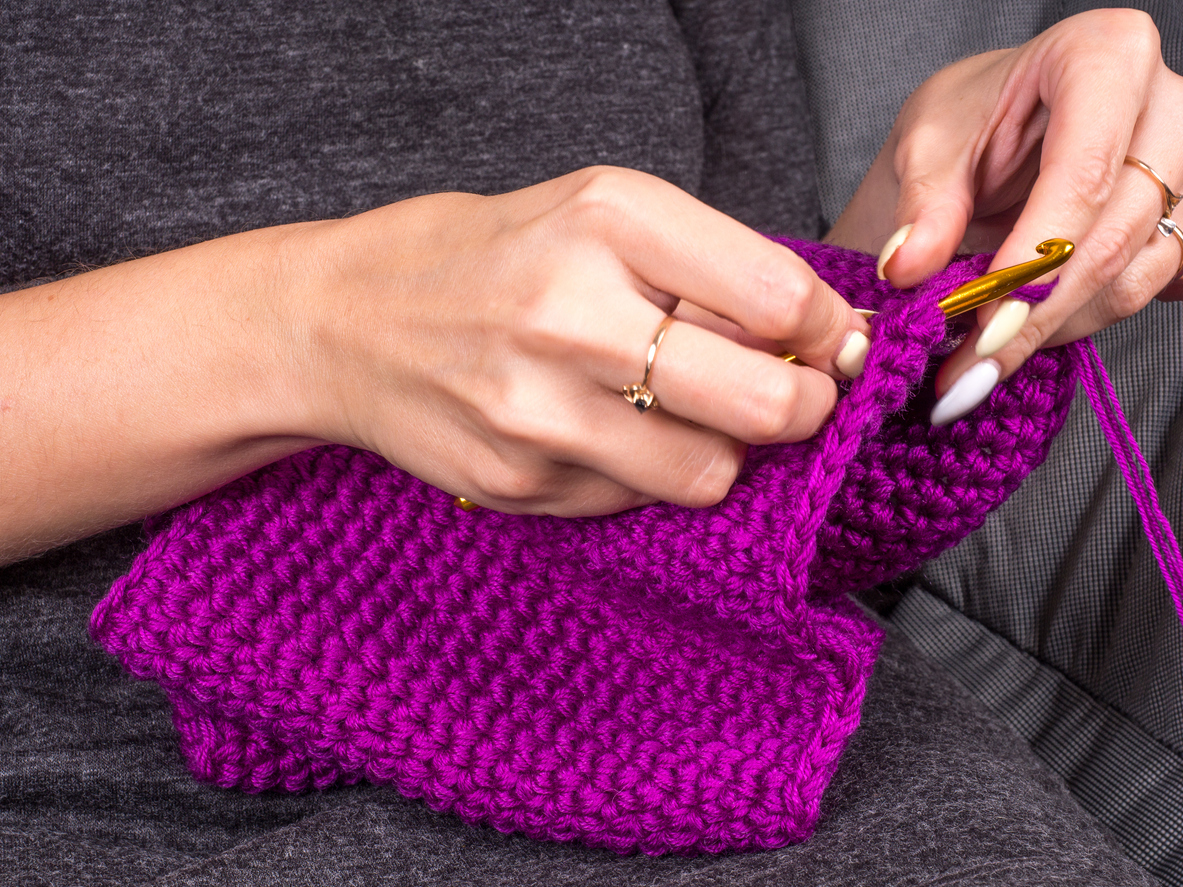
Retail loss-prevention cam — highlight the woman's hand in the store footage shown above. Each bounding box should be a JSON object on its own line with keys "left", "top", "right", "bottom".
{"left": 0, "top": 166, "right": 869, "bottom": 562}
{"left": 290, "top": 166, "right": 869, "bottom": 516}
{"left": 828, "top": 9, "right": 1183, "bottom": 412}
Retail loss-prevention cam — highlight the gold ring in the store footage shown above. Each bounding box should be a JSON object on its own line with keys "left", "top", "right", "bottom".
{"left": 622, "top": 315, "right": 675, "bottom": 413}
{"left": 1156, "top": 216, "right": 1183, "bottom": 279}
{"left": 453, "top": 496, "right": 480, "bottom": 512}
{"left": 1125, "top": 155, "right": 1182, "bottom": 217}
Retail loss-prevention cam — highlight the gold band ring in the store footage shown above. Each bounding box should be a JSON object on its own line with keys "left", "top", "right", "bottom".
{"left": 1125, "top": 155, "right": 1182, "bottom": 217}
{"left": 622, "top": 315, "right": 675, "bottom": 413}
{"left": 457, "top": 315, "right": 676, "bottom": 514}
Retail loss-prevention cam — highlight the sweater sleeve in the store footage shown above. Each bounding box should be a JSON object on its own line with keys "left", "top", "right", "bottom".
{"left": 667, "top": 0, "right": 823, "bottom": 238}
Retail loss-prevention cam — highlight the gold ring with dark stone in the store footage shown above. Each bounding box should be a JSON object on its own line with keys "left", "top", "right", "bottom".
{"left": 622, "top": 315, "right": 675, "bottom": 414}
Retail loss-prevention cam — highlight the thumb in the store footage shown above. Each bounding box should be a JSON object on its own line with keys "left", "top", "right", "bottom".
{"left": 876, "top": 50, "right": 1015, "bottom": 288}
{"left": 877, "top": 126, "right": 977, "bottom": 289}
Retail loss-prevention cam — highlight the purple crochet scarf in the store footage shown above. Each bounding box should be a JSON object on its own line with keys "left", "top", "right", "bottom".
{"left": 92, "top": 239, "right": 1178, "bottom": 856}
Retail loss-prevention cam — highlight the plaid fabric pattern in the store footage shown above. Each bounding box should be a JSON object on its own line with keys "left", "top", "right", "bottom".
{"left": 893, "top": 298, "right": 1183, "bottom": 885}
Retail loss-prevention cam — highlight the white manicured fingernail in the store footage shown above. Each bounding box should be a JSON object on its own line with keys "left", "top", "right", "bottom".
{"left": 930, "top": 359, "right": 1001, "bottom": 426}
{"left": 877, "top": 224, "right": 913, "bottom": 280}
{"left": 975, "top": 297, "right": 1029, "bottom": 358}
{"left": 835, "top": 330, "right": 870, "bottom": 378}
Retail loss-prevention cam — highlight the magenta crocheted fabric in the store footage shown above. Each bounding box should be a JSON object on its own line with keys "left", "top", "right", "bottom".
{"left": 92, "top": 240, "right": 1078, "bottom": 855}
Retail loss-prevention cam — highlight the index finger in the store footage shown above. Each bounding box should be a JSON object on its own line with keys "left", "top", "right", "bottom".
{"left": 988, "top": 19, "right": 1155, "bottom": 280}
{"left": 552, "top": 167, "right": 872, "bottom": 378}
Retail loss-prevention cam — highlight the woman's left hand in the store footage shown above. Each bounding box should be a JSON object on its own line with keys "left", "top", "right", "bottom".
{"left": 829, "top": 8, "right": 1183, "bottom": 413}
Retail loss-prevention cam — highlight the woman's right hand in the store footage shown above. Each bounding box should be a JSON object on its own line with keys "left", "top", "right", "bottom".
{"left": 285, "top": 166, "right": 870, "bottom": 516}
{"left": 0, "top": 166, "right": 867, "bottom": 563}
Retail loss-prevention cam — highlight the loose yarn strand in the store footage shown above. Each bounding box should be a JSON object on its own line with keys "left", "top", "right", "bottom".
{"left": 1075, "top": 337, "right": 1183, "bottom": 620}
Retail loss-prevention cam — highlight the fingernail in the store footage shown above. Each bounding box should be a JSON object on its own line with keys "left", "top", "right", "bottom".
{"left": 877, "top": 224, "right": 913, "bottom": 280}
{"left": 975, "top": 297, "right": 1029, "bottom": 358}
{"left": 835, "top": 330, "right": 870, "bottom": 378}
{"left": 930, "top": 359, "right": 1000, "bottom": 426}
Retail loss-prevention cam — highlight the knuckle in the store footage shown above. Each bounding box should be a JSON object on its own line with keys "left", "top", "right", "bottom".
{"left": 507, "top": 272, "right": 605, "bottom": 364}
{"left": 893, "top": 124, "right": 951, "bottom": 184}
{"left": 1059, "top": 149, "right": 1119, "bottom": 215}
{"left": 743, "top": 256, "right": 810, "bottom": 338}
{"left": 1008, "top": 319, "right": 1049, "bottom": 364}
{"left": 1109, "top": 9, "right": 1161, "bottom": 61}
{"left": 1084, "top": 223, "right": 1141, "bottom": 289}
{"left": 893, "top": 122, "right": 939, "bottom": 170}
{"left": 742, "top": 372, "right": 802, "bottom": 443}
{"left": 513, "top": 282, "right": 572, "bottom": 353}
{"left": 564, "top": 166, "right": 638, "bottom": 228}
{"left": 471, "top": 458, "right": 545, "bottom": 503}
{"left": 795, "top": 384, "right": 838, "bottom": 440}
{"left": 1063, "top": 11, "right": 1160, "bottom": 80}
{"left": 679, "top": 440, "right": 743, "bottom": 508}
{"left": 1106, "top": 266, "right": 1158, "bottom": 320}
{"left": 891, "top": 166, "right": 972, "bottom": 225}
{"left": 893, "top": 166, "right": 931, "bottom": 207}
{"left": 480, "top": 378, "right": 570, "bottom": 460}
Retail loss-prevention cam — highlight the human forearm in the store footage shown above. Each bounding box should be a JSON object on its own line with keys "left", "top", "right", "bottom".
{"left": 0, "top": 225, "right": 326, "bottom": 564}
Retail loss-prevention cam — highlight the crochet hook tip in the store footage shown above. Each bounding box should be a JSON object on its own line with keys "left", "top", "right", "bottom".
{"left": 937, "top": 238, "right": 1074, "bottom": 319}
{"left": 775, "top": 241, "right": 1074, "bottom": 366}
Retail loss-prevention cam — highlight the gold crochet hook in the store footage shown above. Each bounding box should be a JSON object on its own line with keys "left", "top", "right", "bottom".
{"left": 780, "top": 237, "right": 1074, "bottom": 365}
{"left": 936, "top": 237, "right": 1074, "bottom": 318}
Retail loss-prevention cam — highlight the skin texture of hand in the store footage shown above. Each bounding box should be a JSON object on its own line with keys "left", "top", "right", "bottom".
{"left": 0, "top": 166, "right": 868, "bottom": 562}
{"left": 827, "top": 9, "right": 1183, "bottom": 396}
{"left": 288, "top": 166, "right": 869, "bottom": 517}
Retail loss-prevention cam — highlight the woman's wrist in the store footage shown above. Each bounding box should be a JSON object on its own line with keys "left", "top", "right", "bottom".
{"left": 0, "top": 223, "right": 329, "bottom": 563}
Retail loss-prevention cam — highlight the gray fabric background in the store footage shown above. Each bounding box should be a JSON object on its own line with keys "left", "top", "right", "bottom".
{"left": 1, "top": 0, "right": 1178, "bottom": 883}
{"left": 0, "top": 0, "right": 820, "bottom": 293}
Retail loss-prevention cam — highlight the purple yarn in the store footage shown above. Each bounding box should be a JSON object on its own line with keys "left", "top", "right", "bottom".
{"left": 91, "top": 240, "right": 1079, "bottom": 855}
{"left": 1075, "top": 338, "right": 1183, "bottom": 617}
